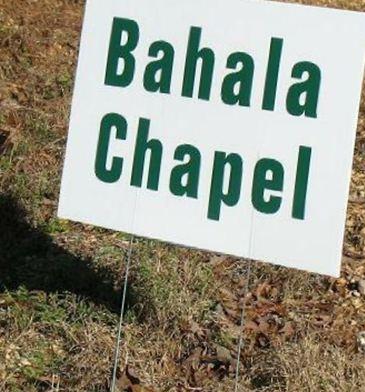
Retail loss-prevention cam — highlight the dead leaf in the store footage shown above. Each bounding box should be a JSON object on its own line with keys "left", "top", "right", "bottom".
{"left": 279, "top": 322, "right": 295, "bottom": 339}
{"left": 116, "top": 366, "right": 154, "bottom": 392}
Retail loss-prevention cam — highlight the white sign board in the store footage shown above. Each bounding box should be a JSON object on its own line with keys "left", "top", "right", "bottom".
{"left": 58, "top": 0, "right": 365, "bottom": 277}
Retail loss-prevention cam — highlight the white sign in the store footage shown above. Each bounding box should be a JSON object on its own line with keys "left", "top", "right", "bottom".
{"left": 58, "top": 0, "right": 365, "bottom": 277}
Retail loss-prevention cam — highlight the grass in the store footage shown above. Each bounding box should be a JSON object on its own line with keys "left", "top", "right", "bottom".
{"left": 0, "top": 288, "right": 116, "bottom": 391}
{"left": 0, "top": 0, "right": 365, "bottom": 391}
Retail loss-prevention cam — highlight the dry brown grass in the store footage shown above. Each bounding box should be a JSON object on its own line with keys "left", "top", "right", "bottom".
{"left": 0, "top": 0, "right": 365, "bottom": 391}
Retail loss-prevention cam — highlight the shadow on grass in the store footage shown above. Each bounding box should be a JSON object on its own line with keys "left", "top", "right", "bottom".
{"left": 0, "top": 194, "right": 121, "bottom": 312}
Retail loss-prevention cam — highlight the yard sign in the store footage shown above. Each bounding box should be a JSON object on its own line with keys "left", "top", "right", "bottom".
{"left": 58, "top": 0, "right": 365, "bottom": 277}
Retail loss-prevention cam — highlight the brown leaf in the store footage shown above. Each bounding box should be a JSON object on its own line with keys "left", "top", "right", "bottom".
{"left": 255, "top": 282, "right": 272, "bottom": 298}
{"left": 257, "top": 317, "right": 272, "bottom": 334}
{"left": 312, "top": 314, "right": 331, "bottom": 327}
{"left": 244, "top": 321, "right": 260, "bottom": 332}
{"left": 215, "top": 345, "right": 233, "bottom": 364}
{"left": 116, "top": 366, "right": 154, "bottom": 392}
{"left": 219, "top": 288, "right": 240, "bottom": 321}
{"left": 280, "top": 322, "right": 295, "bottom": 339}
{"left": 185, "top": 348, "right": 202, "bottom": 368}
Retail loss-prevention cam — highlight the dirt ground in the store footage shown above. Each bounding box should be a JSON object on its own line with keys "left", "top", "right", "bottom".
{"left": 0, "top": 0, "right": 365, "bottom": 391}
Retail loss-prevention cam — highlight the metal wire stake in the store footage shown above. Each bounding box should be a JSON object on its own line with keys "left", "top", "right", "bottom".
{"left": 111, "top": 235, "right": 135, "bottom": 392}
{"left": 234, "top": 260, "right": 252, "bottom": 392}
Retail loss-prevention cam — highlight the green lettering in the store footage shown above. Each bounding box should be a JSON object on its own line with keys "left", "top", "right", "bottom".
{"left": 170, "top": 144, "right": 201, "bottom": 198}
{"left": 262, "top": 38, "right": 283, "bottom": 111}
{"left": 221, "top": 52, "right": 254, "bottom": 107}
{"left": 130, "top": 118, "right": 162, "bottom": 191}
{"left": 182, "top": 27, "right": 215, "bottom": 101}
{"left": 105, "top": 18, "right": 139, "bottom": 87}
{"left": 292, "top": 146, "right": 312, "bottom": 220}
{"left": 252, "top": 158, "right": 284, "bottom": 214}
{"left": 208, "top": 152, "right": 243, "bottom": 221}
{"left": 144, "top": 40, "right": 175, "bottom": 94}
{"left": 95, "top": 113, "right": 127, "bottom": 183}
{"left": 286, "top": 62, "right": 321, "bottom": 118}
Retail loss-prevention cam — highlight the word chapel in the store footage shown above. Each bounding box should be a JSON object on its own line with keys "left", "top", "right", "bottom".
{"left": 95, "top": 113, "right": 312, "bottom": 222}
{"left": 93, "top": 17, "right": 319, "bottom": 222}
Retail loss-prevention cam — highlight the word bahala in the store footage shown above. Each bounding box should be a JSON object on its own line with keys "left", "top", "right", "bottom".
{"left": 105, "top": 18, "right": 322, "bottom": 118}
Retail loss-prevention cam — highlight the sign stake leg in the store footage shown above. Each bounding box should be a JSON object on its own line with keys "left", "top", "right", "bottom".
{"left": 234, "top": 260, "right": 252, "bottom": 392}
{"left": 110, "top": 235, "right": 135, "bottom": 392}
